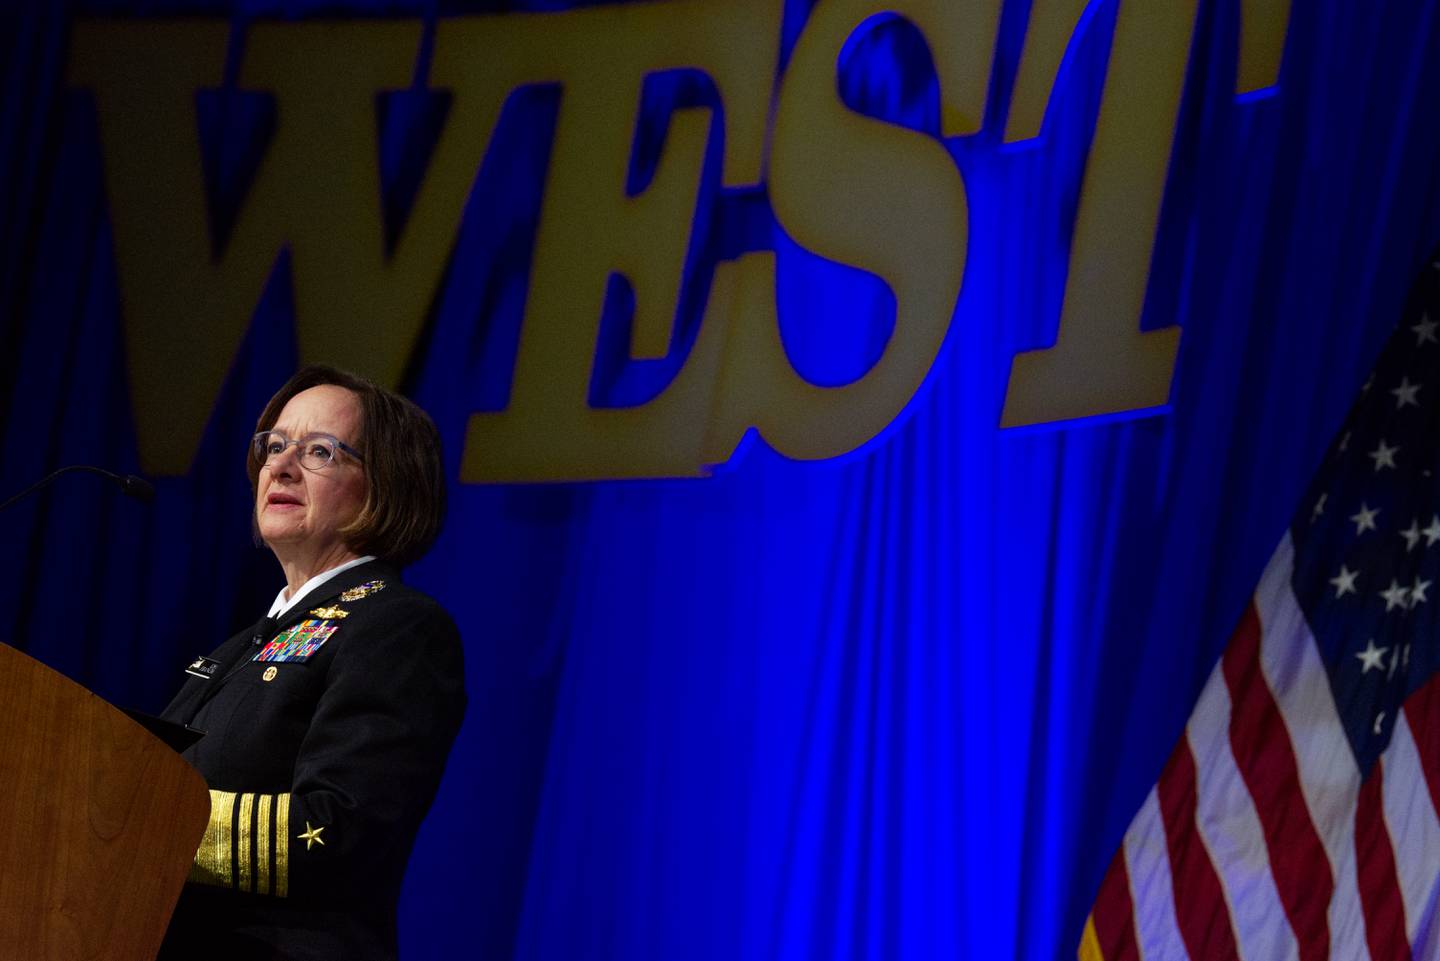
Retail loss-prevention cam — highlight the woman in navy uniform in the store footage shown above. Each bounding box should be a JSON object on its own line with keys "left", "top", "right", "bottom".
{"left": 158, "top": 365, "right": 466, "bottom": 961}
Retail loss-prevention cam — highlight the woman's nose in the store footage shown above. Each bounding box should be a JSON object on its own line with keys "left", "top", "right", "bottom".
{"left": 268, "top": 442, "right": 302, "bottom": 475}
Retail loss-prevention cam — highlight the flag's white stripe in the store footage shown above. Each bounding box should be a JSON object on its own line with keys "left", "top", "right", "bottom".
{"left": 1125, "top": 787, "right": 1190, "bottom": 961}
{"left": 1185, "top": 669, "right": 1300, "bottom": 961}
{"left": 1326, "top": 843, "right": 1372, "bottom": 961}
{"left": 1381, "top": 713, "right": 1439, "bottom": 949}
{"left": 1253, "top": 534, "right": 1372, "bottom": 960}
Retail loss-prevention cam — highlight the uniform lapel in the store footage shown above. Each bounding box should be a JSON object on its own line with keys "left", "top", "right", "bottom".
{"left": 163, "top": 624, "right": 253, "bottom": 724}
{"left": 169, "top": 618, "right": 269, "bottom": 724}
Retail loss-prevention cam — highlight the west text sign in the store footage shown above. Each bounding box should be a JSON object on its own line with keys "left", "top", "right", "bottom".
{"left": 68, "top": 0, "right": 1289, "bottom": 480}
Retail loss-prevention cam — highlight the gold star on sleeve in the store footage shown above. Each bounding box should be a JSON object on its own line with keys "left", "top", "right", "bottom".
{"left": 297, "top": 821, "right": 326, "bottom": 850}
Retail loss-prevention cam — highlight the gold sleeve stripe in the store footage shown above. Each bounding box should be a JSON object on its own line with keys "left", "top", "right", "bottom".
{"left": 1078, "top": 915, "right": 1103, "bottom": 961}
{"left": 189, "top": 789, "right": 237, "bottom": 888}
{"left": 256, "top": 793, "right": 273, "bottom": 896}
{"left": 274, "top": 793, "right": 291, "bottom": 898}
{"left": 236, "top": 793, "right": 256, "bottom": 893}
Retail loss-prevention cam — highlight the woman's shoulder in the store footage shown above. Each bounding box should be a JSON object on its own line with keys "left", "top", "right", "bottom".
{"left": 326, "top": 566, "right": 460, "bottom": 646}
{"left": 320, "top": 581, "right": 464, "bottom": 703}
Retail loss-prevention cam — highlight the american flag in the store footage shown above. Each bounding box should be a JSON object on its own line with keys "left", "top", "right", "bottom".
{"left": 1081, "top": 255, "right": 1440, "bottom": 961}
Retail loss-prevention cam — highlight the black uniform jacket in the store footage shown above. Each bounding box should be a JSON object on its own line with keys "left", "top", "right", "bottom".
{"left": 156, "top": 559, "right": 466, "bottom": 961}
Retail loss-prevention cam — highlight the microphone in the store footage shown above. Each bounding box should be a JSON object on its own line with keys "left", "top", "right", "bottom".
{"left": 0, "top": 464, "right": 157, "bottom": 513}
{"left": 251, "top": 616, "right": 277, "bottom": 646}
{"left": 117, "top": 473, "right": 156, "bottom": 503}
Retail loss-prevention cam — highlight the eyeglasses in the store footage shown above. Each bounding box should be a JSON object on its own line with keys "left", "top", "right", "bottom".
{"left": 251, "top": 431, "right": 364, "bottom": 472}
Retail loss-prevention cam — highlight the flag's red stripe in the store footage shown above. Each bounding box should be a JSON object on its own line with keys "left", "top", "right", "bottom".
{"left": 1157, "top": 737, "right": 1240, "bottom": 961}
{"left": 1090, "top": 848, "right": 1140, "bottom": 961}
{"left": 1354, "top": 764, "right": 1412, "bottom": 961}
{"left": 1402, "top": 674, "right": 1440, "bottom": 822}
{"left": 1221, "top": 603, "right": 1332, "bottom": 958}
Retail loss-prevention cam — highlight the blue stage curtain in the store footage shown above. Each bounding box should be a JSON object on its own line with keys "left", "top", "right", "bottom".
{"left": 4, "top": 2, "right": 1440, "bottom": 959}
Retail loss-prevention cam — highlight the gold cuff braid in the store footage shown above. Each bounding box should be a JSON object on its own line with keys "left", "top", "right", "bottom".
{"left": 187, "top": 790, "right": 290, "bottom": 897}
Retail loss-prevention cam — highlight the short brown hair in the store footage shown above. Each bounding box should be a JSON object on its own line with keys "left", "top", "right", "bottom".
{"left": 248, "top": 364, "right": 446, "bottom": 567}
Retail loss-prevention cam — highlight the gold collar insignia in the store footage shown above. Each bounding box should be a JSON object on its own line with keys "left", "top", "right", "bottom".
{"left": 339, "top": 579, "right": 386, "bottom": 602}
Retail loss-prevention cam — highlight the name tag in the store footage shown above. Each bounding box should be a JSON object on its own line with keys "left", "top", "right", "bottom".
{"left": 185, "top": 655, "right": 222, "bottom": 679}
{"left": 253, "top": 619, "right": 339, "bottom": 663}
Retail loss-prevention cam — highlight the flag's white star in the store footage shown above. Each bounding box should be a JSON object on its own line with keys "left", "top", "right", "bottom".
{"left": 1356, "top": 639, "right": 1389, "bottom": 672}
{"left": 1411, "top": 577, "right": 1431, "bottom": 605}
{"left": 1339, "top": 431, "right": 1352, "bottom": 453}
{"left": 1330, "top": 565, "right": 1359, "bottom": 597}
{"left": 1424, "top": 515, "right": 1440, "bottom": 546}
{"left": 1369, "top": 440, "right": 1399, "bottom": 471}
{"left": 1401, "top": 520, "right": 1422, "bottom": 550}
{"left": 1374, "top": 712, "right": 1387, "bottom": 735}
{"left": 1311, "top": 493, "right": 1328, "bottom": 523}
{"left": 1351, "top": 503, "right": 1380, "bottom": 534}
{"left": 1391, "top": 377, "right": 1422, "bottom": 409}
{"left": 1381, "top": 579, "right": 1411, "bottom": 611}
{"left": 1414, "top": 314, "right": 1440, "bottom": 345}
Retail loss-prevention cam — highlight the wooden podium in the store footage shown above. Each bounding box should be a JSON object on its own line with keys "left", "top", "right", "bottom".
{"left": 0, "top": 643, "right": 210, "bottom": 961}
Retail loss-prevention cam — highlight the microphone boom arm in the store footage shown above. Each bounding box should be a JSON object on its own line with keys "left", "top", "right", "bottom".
{"left": 0, "top": 464, "right": 155, "bottom": 514}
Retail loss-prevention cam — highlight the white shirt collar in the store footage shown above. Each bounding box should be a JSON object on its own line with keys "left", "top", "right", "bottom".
{"left": 267, "top": 555, "right": 378, "bottom": 619}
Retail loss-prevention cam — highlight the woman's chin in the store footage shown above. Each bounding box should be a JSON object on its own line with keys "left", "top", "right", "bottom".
{"left": 257, "top": 521, "right": 305, "bottom": 547}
